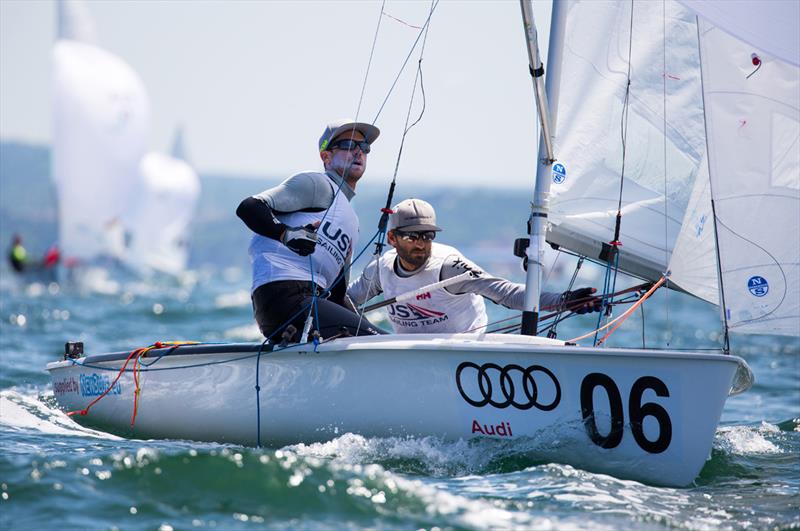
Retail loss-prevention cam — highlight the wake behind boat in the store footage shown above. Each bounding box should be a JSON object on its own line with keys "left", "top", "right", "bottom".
{"left": 47, "top": 334, "right": 752, "bottom": 487}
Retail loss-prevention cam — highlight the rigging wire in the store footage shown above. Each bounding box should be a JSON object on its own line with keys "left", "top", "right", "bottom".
{"left": 594, "top": 0, "right": 635, "bottom": 346}
{"left": 372, "top": 0, "right": 440, "bottom": 124}
{"left": 355, "top": 0, "right": 387, "bottom": 121}
{"left": 356, "top": 0, "right": 437, "bottom": 334}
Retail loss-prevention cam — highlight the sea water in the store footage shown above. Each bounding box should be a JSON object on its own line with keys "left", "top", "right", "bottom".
{"left": 0, "top": 266, "right": 798, "bottom": 530}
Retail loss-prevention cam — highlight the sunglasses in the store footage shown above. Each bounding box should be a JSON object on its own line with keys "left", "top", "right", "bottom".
{"left": 395, "top": 230, "right": 436, "bottom": 242}
{"left": 328, "top": 138, "right": 371, "bottom": 154}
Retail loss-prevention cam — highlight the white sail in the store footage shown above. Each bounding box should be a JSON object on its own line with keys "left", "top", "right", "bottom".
{"left": 547, "top": 0, "right": 706, "bottom": 283}
{"left": 126, "top": 151, "right": 200, "bottom": 276}
{"left": 52, "top": 39, "right": 150, "bottom": 263}
{"left": 667, "top": 152, "right": 719, "bottom": 305}
{"left": 686, "top": 10, "right": 799, "bottom": 336}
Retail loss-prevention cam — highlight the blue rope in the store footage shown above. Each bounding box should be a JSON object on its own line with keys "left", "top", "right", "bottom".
{"left": 593, "top": 250, "right": 621, "bottom": 346}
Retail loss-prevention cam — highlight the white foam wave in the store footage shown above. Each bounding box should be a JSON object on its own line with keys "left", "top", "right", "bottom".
{"left": 223, "top": 323, "right": 262, "bottom": 341}
{"left": 283, "top": 444, "right": 600, "bottom": 530}
{"left": 0, "top": 388, "right": 121, "bottom": 440}
{"left": 214, "top": 289, "right": 251, "bottom": 309}
{"left": 714, "top": 423, "right": 783, "bottom": 455}
{"left": 287, "top": 433, "right": 500, "bottom": 476}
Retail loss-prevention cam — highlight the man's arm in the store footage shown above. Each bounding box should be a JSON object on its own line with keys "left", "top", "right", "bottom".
{"left": 236, "top": 172, "right": 334, "bottom": 240}
{"left": 440, "top": 254, "right": 526, "bottom": 309}
{"left": 347, "top": 258, "right": 383, "bottom": 306}
{"left": 440, "top": 253, "right": 599, "bottom": 313}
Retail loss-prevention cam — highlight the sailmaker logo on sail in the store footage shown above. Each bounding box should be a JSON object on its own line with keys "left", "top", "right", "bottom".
{"left": 552, "top": 163, "right": 567, "bottom": 184}
{"left": 747, "top": 276, "right": 769, "bottom": 297}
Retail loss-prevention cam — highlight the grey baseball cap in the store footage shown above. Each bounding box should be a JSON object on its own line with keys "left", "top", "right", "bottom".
{"left": 389, "top": 198, "right": 442, "bottom": 232}
{"left": 319, "top": 119, "right": 380, "bottom": 152}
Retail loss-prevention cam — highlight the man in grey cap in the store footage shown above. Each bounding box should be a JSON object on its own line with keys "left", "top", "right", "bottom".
{"left": 347, "top": 198, "right": 601, "bottom": 334}
{"left": 237, "top": 119, "right": 385, "bottom": 341}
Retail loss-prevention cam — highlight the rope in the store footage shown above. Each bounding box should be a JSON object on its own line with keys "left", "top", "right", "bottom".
{"left": 568, "top": 276, "right": 666, "bottom": 344}
{"left": 67, "top": 341, "right": 199, "bottom": 426}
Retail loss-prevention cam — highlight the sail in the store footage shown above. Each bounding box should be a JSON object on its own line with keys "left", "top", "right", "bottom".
{"left": 125, "top": 151, "right": 200, "bottom": 276}
{"left": 52, "top": 39, "right": 150, "bottom": 263}
{"left": 546, "top": 1, "right": 706, "bottom": 283}
{"left": 683, "top": 8, "right": 799, "bottom": 336}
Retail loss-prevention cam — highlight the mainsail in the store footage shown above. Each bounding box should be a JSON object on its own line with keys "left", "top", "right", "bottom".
{"left": 547, "top": 0, "right": 705, "bottom": 283}
{"left": 545, "top": 0, "right": 799, "bottom": 337}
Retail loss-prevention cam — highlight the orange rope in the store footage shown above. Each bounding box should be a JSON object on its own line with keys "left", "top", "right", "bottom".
{"left": 566, "top": 276, "right": 667, "bottom": 344}
{"left": 67, "top": 341, "right": 200, "bottom": 426}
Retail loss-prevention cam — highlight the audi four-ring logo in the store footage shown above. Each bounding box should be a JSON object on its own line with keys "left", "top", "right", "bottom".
{"left": 455, "top": 362, "right": 561, "bottom": 411}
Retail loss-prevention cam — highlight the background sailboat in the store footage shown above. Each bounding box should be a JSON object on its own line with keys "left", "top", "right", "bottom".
{"left": 126, "top": 128, "right": 201, "bottom": 277}
{"left": 52, "top": 0, "right": 200, "bottom": 282}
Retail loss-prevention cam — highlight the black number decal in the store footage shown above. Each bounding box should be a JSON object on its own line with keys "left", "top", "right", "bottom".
{"left": 629, "top": 376, "right": 672, "bottom": 454}
{"left": 580, "top": 374, "right": 672, "bottom": 453}
{"left": 580, "top": 372, "right": 624, "bottom": 449}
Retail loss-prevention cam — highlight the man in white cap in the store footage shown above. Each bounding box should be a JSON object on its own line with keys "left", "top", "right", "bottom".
{"left": 347, "top": 198, "right": 601, "bottom": 334}
{"left": 237, "top": 119, "right": 385, "bottom": 341}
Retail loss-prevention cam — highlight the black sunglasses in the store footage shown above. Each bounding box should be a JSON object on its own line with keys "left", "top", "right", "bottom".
{"left": 395, "top": 230, "right": 436, "bottom": 242}
{"left": 328, "top": 138, "right": 371, "bottom": 154}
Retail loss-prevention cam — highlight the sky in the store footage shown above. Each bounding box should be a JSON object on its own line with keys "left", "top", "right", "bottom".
{"left": 1, "top": 0, "right": 552, "bottom": 188}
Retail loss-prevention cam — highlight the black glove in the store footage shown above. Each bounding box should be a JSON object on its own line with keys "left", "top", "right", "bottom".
{"left": 562, "top": 287, "right": 602, "bottom": 314}
{"left": 281, "top": 224, "right": 318, "bottom": 256}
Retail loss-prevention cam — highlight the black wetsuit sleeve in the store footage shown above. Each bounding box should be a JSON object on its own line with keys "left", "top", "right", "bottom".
{"left": 236, "top": 196, "right": 285, "bottom": 241}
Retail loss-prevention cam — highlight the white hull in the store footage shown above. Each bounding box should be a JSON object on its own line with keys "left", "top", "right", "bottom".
{"left": 48, "top": 333, "right": 751, "bottom": 486}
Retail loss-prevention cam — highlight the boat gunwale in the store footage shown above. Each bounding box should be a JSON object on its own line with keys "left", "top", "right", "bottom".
{"left": 45, "top": 333, "right": 748, "bottom": 371}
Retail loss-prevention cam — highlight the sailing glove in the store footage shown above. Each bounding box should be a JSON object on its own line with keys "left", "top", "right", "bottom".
{"left": 281, "top": 224, "right": 318, "bottom": 256}
{"left": 562, "top": 287, "right": 602, "bottom": 314}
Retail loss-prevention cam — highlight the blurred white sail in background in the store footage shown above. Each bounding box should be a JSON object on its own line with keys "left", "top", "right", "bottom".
{"left": 51, "top": 38, "right": 150, "bottom": 264}
{"left": 52, "top": 0, "right": 200, "bottom": 277}
{"left": 127, "top": 143, "right": 200, "bottom": 276}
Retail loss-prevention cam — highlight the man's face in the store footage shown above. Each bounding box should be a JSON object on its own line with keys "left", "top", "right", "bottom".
{"left": 321, "top": 129, "right": 368, "bottom": 184}
{"left": 388, "top": 229, "right": 433, "bottom": 271}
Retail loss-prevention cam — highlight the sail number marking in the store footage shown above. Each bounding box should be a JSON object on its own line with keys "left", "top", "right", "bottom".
{"left": 580, "top": 373, "right": 672, "bottom": 454}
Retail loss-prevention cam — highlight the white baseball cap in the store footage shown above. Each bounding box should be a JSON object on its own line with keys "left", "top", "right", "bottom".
{"left": 389, "top": 198, "right": 442, "bottom": 232}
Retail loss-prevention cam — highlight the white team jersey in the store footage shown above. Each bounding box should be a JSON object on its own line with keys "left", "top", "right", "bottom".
{"left": 377, "top": 243, "right": 487, "bottom": 333}
{"left": 249, "top": 185, "right": 358, "bottom": 292}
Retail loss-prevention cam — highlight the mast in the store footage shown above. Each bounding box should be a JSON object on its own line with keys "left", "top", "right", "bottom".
{"left": 519, "top": 0, "right": 568, "bottom": 335}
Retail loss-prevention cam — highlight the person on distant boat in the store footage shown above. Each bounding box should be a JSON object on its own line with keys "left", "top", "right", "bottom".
{"left": 8, "top": 234, "right": 28, "bottom": 273}
{"left": 42, "top": 244, "right": 61, "bottom": 270}
{"left": 347, "top": 198, "right": 602, "bottom": 334}
{"left": 237, "top": 119, "right": 386, "bottom": 342}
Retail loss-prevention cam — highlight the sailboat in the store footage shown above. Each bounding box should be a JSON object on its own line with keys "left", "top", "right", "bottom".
{"left": 46, "top": 0, "right": 798, "bottom": 487}
{"left": 52, "top": 0, "right": 200, "bottom": 282}
{"left": 125, "top": 128, "right": 201, "bottom": 277}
